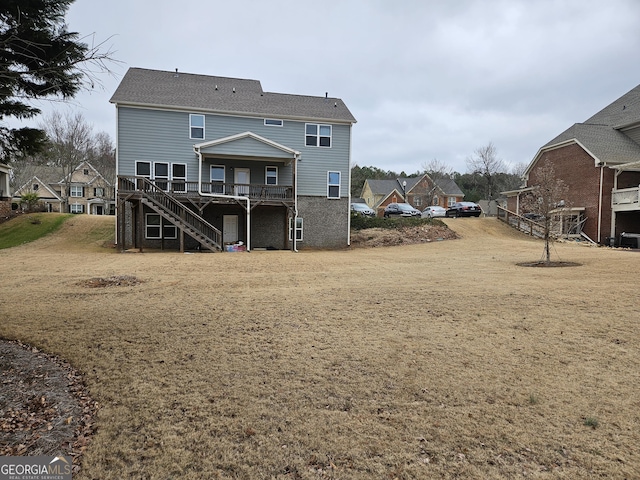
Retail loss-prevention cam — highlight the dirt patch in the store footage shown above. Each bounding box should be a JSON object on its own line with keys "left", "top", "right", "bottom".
{"left": 350, "top": 224, "right": 457, "bottom": 247}
{"left": 77, "top": 275, "right": 143, "bottom": 288}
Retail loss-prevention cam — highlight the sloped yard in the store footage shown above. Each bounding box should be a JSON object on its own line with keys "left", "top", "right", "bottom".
{"left": 1, "top": 215, "right": 639, "bottom": 479}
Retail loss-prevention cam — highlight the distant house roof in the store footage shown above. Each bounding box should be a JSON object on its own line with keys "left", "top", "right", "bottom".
{"left": 433, "top": 178, "right": 464, "bottom": 196}
{"left": 110, "top": 68, "right": 357, "bottom": 124}
{"left": 365, "top": 176, "right": 464, "bottom": 198}
{"left": 527, "top": 83, "right": 640, "bottom": 175}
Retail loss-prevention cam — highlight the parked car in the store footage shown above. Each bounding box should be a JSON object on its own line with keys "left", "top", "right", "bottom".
{"left": 384, "top": 202, "right": 422, "bottom": 218}
{"left": 350, "top": 202, "right": 376, "bottom": 217}
{"left": 523, "top": 212, "right": 544, "bottom": 222}
{"left": 422, "top": 206, "right": 447, "bottom": 218}
{"left": 445, "top": 202, "right": 482, "bottom": 217}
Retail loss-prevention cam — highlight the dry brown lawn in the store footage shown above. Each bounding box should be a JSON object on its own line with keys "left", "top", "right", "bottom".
{"left": 1, "top": 214, "right": 639, "bottom": 479}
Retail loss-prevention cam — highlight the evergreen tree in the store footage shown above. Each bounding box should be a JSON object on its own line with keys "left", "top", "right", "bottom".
{"left": 0, "top": 0, "right": 112, "bottom": 162}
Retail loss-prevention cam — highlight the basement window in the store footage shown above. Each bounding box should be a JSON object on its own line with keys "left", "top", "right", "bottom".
{"left": 327, "top": 171, "right": 340, "bottom": 199}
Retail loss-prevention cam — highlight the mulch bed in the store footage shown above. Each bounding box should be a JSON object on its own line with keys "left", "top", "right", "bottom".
{"left": 517, "top": 261, "right": 582, "bottom": 267}
{"left": 0, "top": 340, "right": 97, "bottom": 475}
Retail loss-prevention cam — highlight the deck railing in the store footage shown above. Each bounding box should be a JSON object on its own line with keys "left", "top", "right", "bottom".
{"left": 612, "top": 186, "right": 640, "bottom": 210}
{"left": 118, "top": 176, "right": 293, "bottom": 201}
{"left": 497, "top": 206, "right": 545, "bottom": 238}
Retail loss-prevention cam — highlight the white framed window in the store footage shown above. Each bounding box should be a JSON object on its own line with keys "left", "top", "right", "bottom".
{"left": 210, "top": 165, "right": 225, "bottom": 194}
{"left": 94, "top": 187, "right": 104, "bottom": 197}
{"left": 146, "top": 214, "right": 161, "bottom": 239}
{"left": 289, "top": 217, "right": 303, "bottom": 241}
{"left": 305, "top": 123, "right": 331, "bottom": 147}
{"left": 448, "top": 197, "right": 456, "bottom": 207}
{"left": 327, "top": 171, "right": 341, "bottom": 199}
{"left": 433, "top": 197, "right": 439, "bottom": 206}
{"left": 70, "top": 185, "right": 83, "bottom": 197}
{"left": 415, "top": 197, "right": 422, "bottom": 207}
{"left": 264, "top": 118, "right": 283, "bottom": 127}
{"left": 136, "top": 161, "right": 151, "bottom": 178}
{"left": 172, "top": 163, "right": 187, "bottom": 192}
{"left": 190, "top": 114, "right": 205, "bottom": 139}
{"left": 70, "top": 204, "right": 83, "bottom": 214}
{"left": 146, "top": 214, "right": 177, "bottom": 239}
{"left": 154, "top": 162, "right": 169, "bottom": 190}
{"left": 163, "top": 223, "right": 177, "bottom": 239}
{"left": 266, "top": 166, "right": 278, "bottom": 185}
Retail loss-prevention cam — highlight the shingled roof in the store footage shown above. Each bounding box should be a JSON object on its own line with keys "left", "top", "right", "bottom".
{"left": 540, "top": 83, "right": 640, "bottom": 165}
{"left": 110, "top": 68, "right": 357, "bottom": 124}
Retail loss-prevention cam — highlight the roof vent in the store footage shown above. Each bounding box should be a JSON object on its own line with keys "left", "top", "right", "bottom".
{"left": 215, "top": 84, "right": 218, "bottom": 90}
{"left": 233, "top": 87, "right": 236, "bottom": 93}
{"left": 334, "top": 102, "right": 337, "bottom": 108}
{"left": 174, "top": 68, "right": 179, "bottom": 77}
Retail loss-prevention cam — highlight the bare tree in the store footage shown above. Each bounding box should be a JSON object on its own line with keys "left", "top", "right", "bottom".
{"left": 466, "top": 142, "right": 507, "bottom": 201}
{"left": 520, "top": 163, "right": 570, "bottom": 263}
{"left": 511, "top": 161, "right": 528, "bottom": 178}
{"left": 422, "top": 158, "right": 453, "bottom": 180}
{"left": 40, "top": 111, "right": 96, "bottom": 212}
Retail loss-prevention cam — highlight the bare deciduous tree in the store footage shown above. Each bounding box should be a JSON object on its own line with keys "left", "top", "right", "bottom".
{"left": 466, "top": 142, "right": 507, "bottom": 201}
{"left": 520, "top": 163, "right": 570, "bottom": 263}
{"left": 422, "top": 158, "right": 453, "bottom": 180}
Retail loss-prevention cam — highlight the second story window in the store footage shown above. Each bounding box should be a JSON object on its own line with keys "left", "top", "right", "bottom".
{"left": 305, "top": 124, "right": 331, "bottom": 147}
{"left": 94, "top": 187, "right": 104, "bottom": 197}
{"left": 190, "top": 114, "right": 205, "bottom": 139}
{"left": 70, "top": 185, "right": 83, "bottom": 197}
{"left": 266, "top": 166, "right": 278, "bottom": 185}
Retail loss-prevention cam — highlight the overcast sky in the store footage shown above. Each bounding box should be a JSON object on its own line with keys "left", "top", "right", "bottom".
{"left": 34, "top": 0, "right": 640, "bottom": 174}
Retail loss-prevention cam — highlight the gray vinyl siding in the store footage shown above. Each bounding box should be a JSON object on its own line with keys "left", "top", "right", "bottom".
{"left": 117, "top": 106, "right": 351, "bottom": 196}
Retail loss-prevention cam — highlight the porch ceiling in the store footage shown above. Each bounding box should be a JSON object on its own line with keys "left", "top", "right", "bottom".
{"left": 612, "top": 160, "right": 640, "bottom": 172}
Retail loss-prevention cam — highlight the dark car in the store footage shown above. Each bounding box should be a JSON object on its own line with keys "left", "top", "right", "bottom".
{"left": 384, "top": 202, "right": 422, "bottom": 218}
{"left": 350, "top": 202, "right": 376, "bottom": 217}
{"left": 445, "top": 202, "right": 482, "bottom": 218}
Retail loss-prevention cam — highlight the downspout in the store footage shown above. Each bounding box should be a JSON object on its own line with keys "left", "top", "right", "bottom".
{"left": 114, "top": 105, "right": 120, "bottom": 247}
{"left": 292, "top": 152, "right": 300, "bottom": 252}
{"left": 195, "top": 146, "right": 251, "bottom": 251}
{"left": 597, "top": 164, "right": 604, "bottom": 243}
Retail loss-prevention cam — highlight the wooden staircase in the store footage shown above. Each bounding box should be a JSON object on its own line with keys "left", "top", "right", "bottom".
{"left": 138, "top": 178, "right": 222, "bottom": 252}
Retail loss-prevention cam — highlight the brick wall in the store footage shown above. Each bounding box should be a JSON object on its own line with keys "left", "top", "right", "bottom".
{"left": 527, "top": 144, "right": 614, "bottom": 242}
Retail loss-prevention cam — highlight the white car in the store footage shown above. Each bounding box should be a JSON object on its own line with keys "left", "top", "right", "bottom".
{"left": 422, "top": 206, "right": 447, "bottom": 218}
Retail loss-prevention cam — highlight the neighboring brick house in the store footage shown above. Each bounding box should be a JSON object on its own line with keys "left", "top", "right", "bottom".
{"left": 361, "top": 175, "right": 464, "bottom": 216}
{"left": 504, "top": 83, "right": 640, "bottom": 244}
{"left": 13, "top": 161, "right": 115, "bottom": 215}
{"left": 110, "top": 68, "right": 356, "bottom": 252}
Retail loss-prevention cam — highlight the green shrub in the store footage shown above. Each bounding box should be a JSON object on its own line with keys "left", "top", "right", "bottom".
{"left": 350, "top": 213, "right": 445, "bottom": 231}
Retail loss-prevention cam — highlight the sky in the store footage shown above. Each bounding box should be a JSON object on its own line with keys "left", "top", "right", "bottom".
{"left": 25, "top": 0, "right": 640, "bottom": 174}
